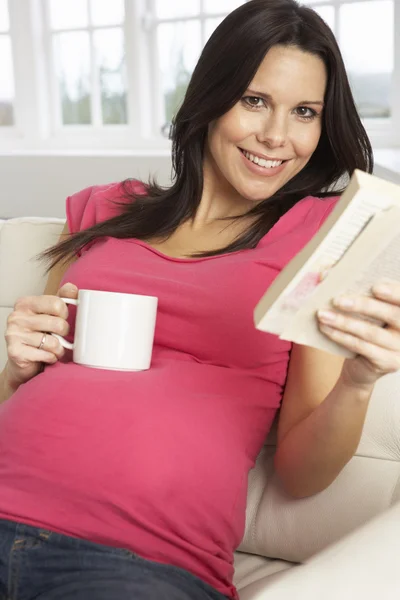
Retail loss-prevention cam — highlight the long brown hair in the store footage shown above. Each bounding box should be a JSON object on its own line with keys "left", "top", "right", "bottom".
{"left": 40, "top": 0, "right": 373, "bottom": 271}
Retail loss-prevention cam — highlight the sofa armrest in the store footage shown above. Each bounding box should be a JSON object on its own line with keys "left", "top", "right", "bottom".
{"left": 238, "top": 369, "right": 400, "bottom": 564}
{"left": 239, "top": 501, "right": 400, "bottom": 599}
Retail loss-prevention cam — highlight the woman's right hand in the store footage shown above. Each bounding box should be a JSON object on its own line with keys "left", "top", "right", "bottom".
{"left": 4, "top": 282, "right": 78, "bottom": 390}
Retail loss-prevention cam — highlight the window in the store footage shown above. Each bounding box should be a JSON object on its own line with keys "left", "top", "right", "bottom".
{"left": 150, "top": 0, "right": 244, "bottom": 132}
{"left": 302, "top": 0, "right": 394, "bottom": 120}
{"left": 46, "top": 0, "right": 127, "bottom": 127}
{"left": 0, "top": 0, "right": 398, "bottom": 150}
{"left": 0, "top": 0, "right": 14, "bottom": 126}
{"left": 153, "top": 0, "right": 397, "bottom": 141}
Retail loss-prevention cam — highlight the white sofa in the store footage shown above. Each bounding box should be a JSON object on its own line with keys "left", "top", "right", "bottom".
{"left": 1, "top": 216, "right": 400, "bottom": 599}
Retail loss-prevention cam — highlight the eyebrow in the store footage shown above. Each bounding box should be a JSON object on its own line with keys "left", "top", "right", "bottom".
{"left": 246, "top": 89, "right": 325, "bottom": 106}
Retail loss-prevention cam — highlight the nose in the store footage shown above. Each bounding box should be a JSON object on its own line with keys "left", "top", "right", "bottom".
{"left": 256, "top": 111, "right": 288, "bottom": 149}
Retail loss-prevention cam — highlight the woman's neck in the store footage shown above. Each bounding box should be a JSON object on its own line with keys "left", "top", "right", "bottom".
{"left": 189, "top": 151, "right": 254, "bottom": 230}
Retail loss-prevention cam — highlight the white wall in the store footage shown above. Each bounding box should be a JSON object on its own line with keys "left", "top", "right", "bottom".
{"left": 0, "top": 153, "right": 173, "bottom": 219}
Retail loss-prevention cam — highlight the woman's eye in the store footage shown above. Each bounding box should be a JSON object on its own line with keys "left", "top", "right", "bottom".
{"left": 243, "top": 96, "right": 264, "bottom": 108}
{"left": 296, "top": 106, "right": 317, "bottom": 120}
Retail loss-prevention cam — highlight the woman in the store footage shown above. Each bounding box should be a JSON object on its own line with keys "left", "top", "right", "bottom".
{"left": 1, "top": 1, "right": 399, "bottom": 599}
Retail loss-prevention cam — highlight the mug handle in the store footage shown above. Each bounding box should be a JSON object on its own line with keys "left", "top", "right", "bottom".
{"left": 51, "top": 297, "right": 79, "bottom": 351}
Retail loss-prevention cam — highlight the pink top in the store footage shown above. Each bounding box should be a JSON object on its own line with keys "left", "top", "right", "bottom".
{"left": 0, "top": 181, "right": 338, "bottom": 598}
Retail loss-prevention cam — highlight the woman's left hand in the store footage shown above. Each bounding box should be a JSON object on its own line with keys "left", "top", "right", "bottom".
{"left": 317, "top": 279, "right": 400, "bottom": 388}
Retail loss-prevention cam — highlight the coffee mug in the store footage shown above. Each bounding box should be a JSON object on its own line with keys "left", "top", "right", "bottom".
{"left": 52, "top": 289, "right": 158, "bottom": 371}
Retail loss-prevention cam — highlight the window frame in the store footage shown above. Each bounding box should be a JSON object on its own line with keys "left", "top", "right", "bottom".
{"left": 303, "top": 0, "right": 399, "bottom": 147}
{"left": 0, "top": 0, "right": 398, "bottom": 151}
{"left": 40, "top": 0, "right": 140, "bottom": 148}
{"left": 144, "top": 0, "right": 248, "bottom": 132}
{"left": 0, "top": 0, "right": 14, "bottom": 129}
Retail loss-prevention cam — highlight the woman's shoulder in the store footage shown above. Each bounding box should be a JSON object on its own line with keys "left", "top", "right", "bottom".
{"left": 255, "top": 194, "right": 340, "bottom": 264}
{"left": 66, "top": 179, "right": 146, "bottom": 234}
{"left": 294, "top": 194, "right": 340, "bottom": 227}
{"left": 271, "top": 194, "right": 340, "bottom": 240}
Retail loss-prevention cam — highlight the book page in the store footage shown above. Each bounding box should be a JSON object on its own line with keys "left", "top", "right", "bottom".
{"left": 347, "top": 234, "right": 400, "bottom": 294}
{"left": 279, "top": 207, "right": 400, "bottom": 356}
{"left": 310, "top": 188, "right": 395, "bottom": 270}
{"left": 255, "top": 172, "right": 400, "bottom": 337}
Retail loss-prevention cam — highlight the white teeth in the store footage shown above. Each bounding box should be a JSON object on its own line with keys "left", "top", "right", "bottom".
{"left": 243, "top": 150, "right": 283, "bottom": 169}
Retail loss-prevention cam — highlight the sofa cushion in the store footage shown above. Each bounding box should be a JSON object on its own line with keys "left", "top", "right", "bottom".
{"left": 251, "top": 501, "right": 400, "bottom": 599}
{"left": 238, "top": 442, "right": 400, "bottom": 563}
{"left": 233, "top": 551, "right": 293, "bottom": 597}
{"left": 239, "top": 369, "right": 400, "bottom": 563}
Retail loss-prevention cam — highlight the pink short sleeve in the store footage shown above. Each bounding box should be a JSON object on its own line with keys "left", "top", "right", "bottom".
{"left": 65, "top": 180, "right": 146, "bottom": 257}
{"left": 66, "top": 185, "right": 95, "bottom": 236}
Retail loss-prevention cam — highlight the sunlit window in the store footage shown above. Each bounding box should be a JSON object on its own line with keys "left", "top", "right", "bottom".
{"left": 153, "top": 0, "right": 246, "bottom": 134}
{"left": 302, "top": 0, "right": 394, "bottom": 119}
{"left": 48, "top": 0, "right": 127, "bottom": 126}
{"left": 0, "top": 0, "right": 397, "bottom": 149}
{"left": 0, "top": 0, "right": 14, "bottom": 126}
{"left": 155, "top": 0, "right": 394, "bottom": 133}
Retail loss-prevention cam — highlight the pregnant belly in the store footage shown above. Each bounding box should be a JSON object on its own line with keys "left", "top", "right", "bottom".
{"left": 0, "top": 360, "right": 251, "bottom": 551}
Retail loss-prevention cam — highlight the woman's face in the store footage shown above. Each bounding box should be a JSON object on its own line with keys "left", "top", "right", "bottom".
{"left": 205, "top": 45, "right": 327, "bottom": 204}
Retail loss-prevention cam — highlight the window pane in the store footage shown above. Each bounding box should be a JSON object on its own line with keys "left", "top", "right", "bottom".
{"left": 340, "top": 0, "right": 393, "bottom": 119}
{"left": 49, "top": 0, "right": 88, "bottom": 30}
{"left": 203, "top": 0, "right": 244, "bottom": 14}
{"left": 158, "top": 21, "right": 201, "bottom": 124}
{"left": 155, "top": 0, "right": 200, "bottom": 19}
{"left": 90, "top": 0, "right": 124, "bottom": 26}
{"left": 54, "top": 32, "right": 91, "bottom": 124}
{"left": 0, "top": 0, "right": 9, "bottom": 32}
{"left": 94, "top": 28, "right": 127, "bottom": 124}
{"left": 0, "top": 35, "right": 14, "bottom": 125}
{"left": 312, "top": 5, "right": 334, "bottom": 30}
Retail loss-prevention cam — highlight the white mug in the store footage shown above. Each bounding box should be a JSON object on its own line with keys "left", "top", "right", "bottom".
{"left": 52, "top": 289, "right": 158, "bottom": 371}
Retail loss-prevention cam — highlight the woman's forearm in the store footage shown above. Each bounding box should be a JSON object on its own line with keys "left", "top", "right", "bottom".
{"left": 274, "top": 375, "right": 374, "bottom": 498}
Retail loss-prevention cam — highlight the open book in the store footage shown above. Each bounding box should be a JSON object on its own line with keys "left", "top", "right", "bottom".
{"left": 254, "top": 169, "right": 400, "bottom": 357}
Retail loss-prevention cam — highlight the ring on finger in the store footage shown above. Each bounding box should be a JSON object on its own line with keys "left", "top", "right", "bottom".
{"left": 38, "top": 332, "right": 47, "bottom": 350}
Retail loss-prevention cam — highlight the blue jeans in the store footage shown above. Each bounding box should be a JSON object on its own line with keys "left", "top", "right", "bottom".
{"left": 0, "top": 519, "right": 229, "bottom": 600}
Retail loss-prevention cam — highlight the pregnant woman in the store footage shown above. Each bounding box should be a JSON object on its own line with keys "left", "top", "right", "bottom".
{"left": 1, "top": 1, "right": 400, "bottom": 599}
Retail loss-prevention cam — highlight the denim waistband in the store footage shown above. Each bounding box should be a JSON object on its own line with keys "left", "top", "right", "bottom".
{"left": 0, "top": 518, "right": 230, "bottom": 600}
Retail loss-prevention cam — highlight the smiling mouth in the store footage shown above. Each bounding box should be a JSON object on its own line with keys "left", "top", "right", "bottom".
{"left": 239, "top": 148, "right": 288, "bottom": 169}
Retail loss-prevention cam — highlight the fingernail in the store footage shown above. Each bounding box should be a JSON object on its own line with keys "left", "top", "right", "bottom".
{"left": 334, "top": 296, "right": 354, "bottom": 309}
{"left": 374, "top": 284, "right": 390, "bottom": 296}
{"left": 318, "top": 310, "right": 336, "bottom": 323}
